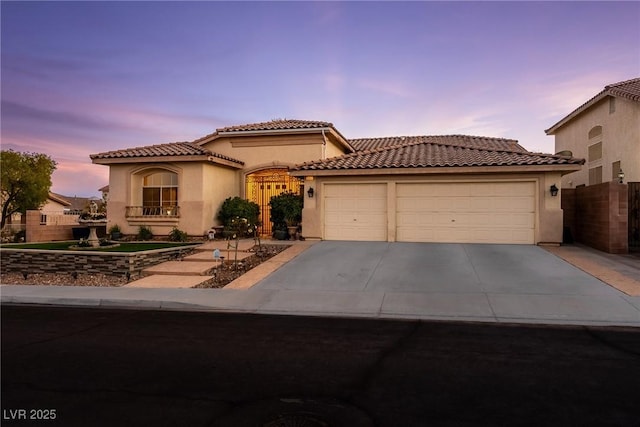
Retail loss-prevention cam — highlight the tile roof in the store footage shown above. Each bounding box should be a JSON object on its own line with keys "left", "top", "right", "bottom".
{"left": 90, "top": 142, "right": 244, "bottom": 165}
{"left": 606, "top": 77, "right": 640, "bottom": 102}
{"left": 216, "top": 119, "right": 334, "bottom": 133}
{"left": 349, "top": 135, "right": 528, "bottom": 153}
{"left": 293, "top": 137, "right": 584, "bottom": 171}
{"left": 546, "top": 77, "right": 640, "bottom": 134}
{"left": 192, "top": 118, "right": 350, "bottom": 148}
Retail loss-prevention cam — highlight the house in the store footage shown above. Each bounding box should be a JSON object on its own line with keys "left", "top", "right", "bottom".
{"left": 4, "top": 192, "right": 74, "bottom": 231}
{"left": 545, "top": 77, "right": 640, "bottom": 188}
{"left": 41, "top": 192, "right": 73, "bottom": 213}
{"left": 545, "top": 77, "right": 639, "bottom": 253}
{"left": 91, "top": 119, "right": 583, "bottom": 244}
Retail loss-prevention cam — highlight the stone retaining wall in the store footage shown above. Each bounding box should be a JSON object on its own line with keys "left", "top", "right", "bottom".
{"left": 0, "top": 245, "right": 197, "bottom": 278}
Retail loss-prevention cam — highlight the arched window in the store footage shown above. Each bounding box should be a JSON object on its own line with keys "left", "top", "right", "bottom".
{"left": 143, "top": 172, "right": 178, "bottom": 215}
{"left": 588, "top": 126, "right": 602, "bottom": 140}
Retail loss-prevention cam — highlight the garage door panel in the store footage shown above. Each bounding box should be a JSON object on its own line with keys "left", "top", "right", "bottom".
{"left": 396, "top": 182, "right": 535, "bottom": 244}
{"left": 324, "top": 184, "right": 387, "bottom": 241}
{"left": 399, "top": 226, "right": 534, "bottom": 244}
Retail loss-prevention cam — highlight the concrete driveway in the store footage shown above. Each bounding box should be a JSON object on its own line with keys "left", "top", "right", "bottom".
{"left": 253, "top": 242, "right": 640, "bottom": 325}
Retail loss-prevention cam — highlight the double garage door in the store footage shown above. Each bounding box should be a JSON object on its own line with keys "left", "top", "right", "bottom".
{"left": 324, "top": 182, "right": 535, "bottom": 244}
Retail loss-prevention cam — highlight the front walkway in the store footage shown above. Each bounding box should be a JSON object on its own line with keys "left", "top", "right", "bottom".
{"left": 124, "top": 239, "right": 308, "bottom": 289}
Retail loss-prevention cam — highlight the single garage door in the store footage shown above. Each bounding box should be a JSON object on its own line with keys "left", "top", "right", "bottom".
{"left": 324, "top": 183, "right": 387, "bottom": 241}
{"left": 396, "top": 182, "right": 535, "bottom": 244}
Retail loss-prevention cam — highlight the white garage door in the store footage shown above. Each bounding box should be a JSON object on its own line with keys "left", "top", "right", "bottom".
{"left": 396, "top": 182, "right": 535, "bottom": 244}
{"left": 324, "top": 183, "right": 387, "bottom": 241}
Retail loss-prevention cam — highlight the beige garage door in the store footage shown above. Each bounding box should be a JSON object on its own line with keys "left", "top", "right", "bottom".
{"left": 396, "top": 182, "right": 535, "bottom": 244}
{"left": 324, "top": 183, "right": 387, "bottom": 241}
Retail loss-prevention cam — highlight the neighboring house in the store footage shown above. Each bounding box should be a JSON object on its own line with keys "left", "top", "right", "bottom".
{"left": 91, "top": 119, "right": 583, "bottom": 244}
{"left": 39, "top": 192, "right": 72, "bottom": 213}
{"left": 545, "top": 77, "right": 640, "bottom": 188}
{"left": 3, "top": 192, "right": 72, "bottom": 230}
{"left": 46, "top": 192, "right": 103, "bottom": 214}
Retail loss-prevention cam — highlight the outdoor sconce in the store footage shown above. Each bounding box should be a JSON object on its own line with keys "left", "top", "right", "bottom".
{"left": 307, "top": 187, "right": 315, "bottom": 198}
{"left": 618, "top": 169, "right": 625, "bottom": 184}
{"left": 550, "top": 184, "right": 559, "bottom": 197}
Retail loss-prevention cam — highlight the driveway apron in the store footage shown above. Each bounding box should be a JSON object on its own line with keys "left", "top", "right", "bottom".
{"left": 253, "top": 242, "right": 640, "bottom": 324}
{"left": 255, "top": 242, "right": 626, "bottom": 295}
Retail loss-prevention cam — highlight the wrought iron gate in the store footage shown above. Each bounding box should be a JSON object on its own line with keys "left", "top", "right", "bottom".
{"left": 246, "top": 169, "right": 302, "bottom": 235}
{"left": 629, "top": 182, "right": 640, "bottom": 252}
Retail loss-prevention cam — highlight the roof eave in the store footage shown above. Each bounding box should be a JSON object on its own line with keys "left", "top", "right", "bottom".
{"left": 217, "top": 127, "right": 332, "bottom": 137}
{"left": 47, "top": 192, "right": 72, "bottom": 207}
{"left": 290, "top": 164, "right": 583, "bottom": 177}
{"left": 545, "top": 91, "right": 610, "bottom": 135}
{"left": 91, "top": 155, "right": 243, "bottom": 168}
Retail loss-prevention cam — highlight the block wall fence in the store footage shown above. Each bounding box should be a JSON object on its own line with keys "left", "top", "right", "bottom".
{"left": 562, "top": 181, "right": 628, "bottom": 254}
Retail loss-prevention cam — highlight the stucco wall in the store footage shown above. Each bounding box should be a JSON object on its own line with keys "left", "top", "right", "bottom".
{"left": 203, "top": 163, "right": 239, "bottom": 228}
{"left": 40, "top": 199, "right": 68, "bottom": 213}
{"left": 554, "top": 96, "right": 639, "bottom": 188}
{"left": 204, "top": 134, "right": 327, "bottom": 172}
{"left": 300, "top": 172, "right": 565, "bottom": 244}
{"left": 106, "top": 162, "right": 239, "bottom": 236}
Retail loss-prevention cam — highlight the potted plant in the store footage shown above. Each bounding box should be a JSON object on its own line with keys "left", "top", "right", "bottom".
{"left": 108, "top": 224, "right": 121, "bottom": 240}
{"left": 269, "top": 192, "right": 303, "bottom": 240}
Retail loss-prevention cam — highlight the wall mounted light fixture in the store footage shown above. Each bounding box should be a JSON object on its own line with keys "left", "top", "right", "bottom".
{"left": 618, "top": 169, "right": 625, "bottom": 184}
{"left": 307, "top": 187, "right": 314, "bottom": 198}
{"left": 550, "top": 184, "right": 559, "bottom": 197}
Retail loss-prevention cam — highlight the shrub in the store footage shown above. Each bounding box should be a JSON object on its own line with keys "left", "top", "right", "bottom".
{"left": 137, "top": 225, "right": 153, "bottom": 241}
{"left": 168, "top": 227, "right": 188, "bottom": 242}
{"left": 269, "top": 191, "right": 303, "bottom": 229}
{"left": 217, "top": 197, "right": 260, "bottom": 238}
{"left": 217, "top": 197, "right": 260, "bottom": 227}
{"left": 108, "top": 224, "right": 121, "bottom": 234}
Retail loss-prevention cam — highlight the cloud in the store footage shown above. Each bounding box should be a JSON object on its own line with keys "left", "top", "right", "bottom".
{"left": 51, "top": 160, "right": 109, "bottom": 198}
{"left": 526, "top": 71, "right": 625, "bottom": 121}
{"left": 1, "top": 100, "right": 134, "bottom": 133}
{"left": 355, "top": 78, "right": 414, "bottom": 98}
{"left": 320, "top": 72, "right": 347, "bottom": 93}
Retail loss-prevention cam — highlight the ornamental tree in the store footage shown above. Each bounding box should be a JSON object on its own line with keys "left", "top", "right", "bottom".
{"left": 1, "top": 150, "right": 57, "bottom": 229}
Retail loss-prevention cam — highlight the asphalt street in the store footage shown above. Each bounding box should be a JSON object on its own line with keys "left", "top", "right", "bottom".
{"left": 2, "top": 306, "right": 640, "bottom": 426}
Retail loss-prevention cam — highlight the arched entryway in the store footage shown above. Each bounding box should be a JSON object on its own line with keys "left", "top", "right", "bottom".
{"left": 246, "top": 168, "right": 302, "bottom": 235}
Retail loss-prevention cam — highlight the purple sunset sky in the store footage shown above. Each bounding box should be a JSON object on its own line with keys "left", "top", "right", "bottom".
{"left": 1, "top": 1, "right": 638, "bottom": 197}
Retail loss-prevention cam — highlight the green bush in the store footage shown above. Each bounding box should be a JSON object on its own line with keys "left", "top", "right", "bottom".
{"left": 217, "top": 197, "right": 260, "bottom": 228}
{"left": 168, "top": 227, "right": 188, "bottom": 242}
{"left": 137, "top": 225, "right": 153, "bottom": 241}
{"left": 269, "top": 191, "right": 303, "bottom": 230}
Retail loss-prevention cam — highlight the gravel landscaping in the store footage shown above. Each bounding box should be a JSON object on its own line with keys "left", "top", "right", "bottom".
{"left": 2, "top": 272, "right": 128, "bottom": 287}
{"left": 195, "top": 244, "right": 289, "bottom": 288}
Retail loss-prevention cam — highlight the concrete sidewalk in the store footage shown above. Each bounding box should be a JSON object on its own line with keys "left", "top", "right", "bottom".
{"left": 1, "top": 242, "right": 639, "bottom": 327}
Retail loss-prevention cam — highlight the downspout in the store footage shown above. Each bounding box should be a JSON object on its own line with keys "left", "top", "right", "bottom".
{"left": 321, "top": 129, "right": 327, "bottom": 159}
